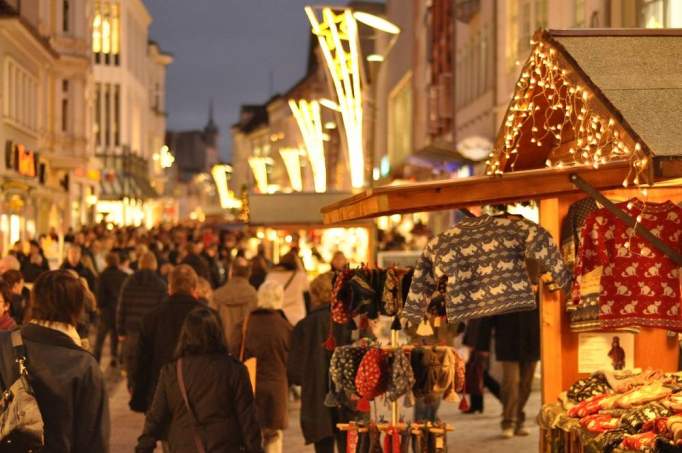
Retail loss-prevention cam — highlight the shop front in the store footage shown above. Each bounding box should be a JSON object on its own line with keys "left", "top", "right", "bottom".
{"left": 319, "top": 29, "right": 682, "bottom": 451}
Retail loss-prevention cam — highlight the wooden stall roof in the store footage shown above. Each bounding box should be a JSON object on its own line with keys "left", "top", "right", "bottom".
{"left": 322, "top": 28, "right": 682, "bottom": 225}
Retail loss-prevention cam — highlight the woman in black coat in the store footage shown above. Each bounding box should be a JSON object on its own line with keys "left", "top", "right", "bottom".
{"left": 0, "top": 270, "right": 110, "bottom": 452}
{"left": 136, "top": 307, "right": 263, "bottom": 453}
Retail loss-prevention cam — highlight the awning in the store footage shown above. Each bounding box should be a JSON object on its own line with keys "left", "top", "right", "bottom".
{"left": 249, "top": 192, "right": 359, "bottom": 226}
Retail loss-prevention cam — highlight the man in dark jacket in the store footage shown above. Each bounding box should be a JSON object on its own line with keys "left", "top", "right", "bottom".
{"left": 117, "top": 252, "right": 167, "bottom": 387}
{"left": 288, "top": 273, "right": 351, "bottom": 453}
{"left": 60, "top": 244, "right": 97, "bottom": 293}
{"left": 130, "top": 264, "right": 203, "bottom": 413}
{"left": 93, "top": 252, "right": 128, "bottom": 365}
{"left": 181, "top": 242, "right": 211, "bottom": 282}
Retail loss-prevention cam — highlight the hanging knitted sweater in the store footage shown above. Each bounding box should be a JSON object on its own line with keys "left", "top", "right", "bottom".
{"left": 403, "top": 215, "right": 571, "bottom": 324}
{"left": 573, "top": 199, "right": 682, "bottom": 331}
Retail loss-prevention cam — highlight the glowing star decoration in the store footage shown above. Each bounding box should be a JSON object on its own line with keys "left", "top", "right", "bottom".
{"left": 305, "top": 6, "right": 365, "bottom": 188}
{"left": 485, "top": 39, "right": 650, "bottom": 190}
{"left": 279, "top": 147, "right": 304, "bottom": 192}
{"left": 289, "top": 99, "right": 327, "bottom": 192}
{"left": 248, "top": 157, "right": 271, "bottom": 194}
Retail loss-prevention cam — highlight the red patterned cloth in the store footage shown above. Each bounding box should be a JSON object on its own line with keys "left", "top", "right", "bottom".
{"left": 621, "top": 431, "right": 657, "bottom": 450}
{"left": 355, "top": 348, "right": 388, "bottom": 411}
{"left": 573, "top": 199, "right": 682, "bottom": 330}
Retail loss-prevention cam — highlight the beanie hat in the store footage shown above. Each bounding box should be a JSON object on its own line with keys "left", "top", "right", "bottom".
{"left": 355, "top": 347, "right": 388, "bottom": 412}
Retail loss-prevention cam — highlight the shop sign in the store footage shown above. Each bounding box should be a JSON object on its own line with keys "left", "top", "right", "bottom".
{"left": 5, "top": 141, "right": 38, "bottom": 178}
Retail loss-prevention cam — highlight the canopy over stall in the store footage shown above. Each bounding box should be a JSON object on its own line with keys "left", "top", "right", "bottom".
{"left": 321, "top": 28, "right": 682, "bottom": 404}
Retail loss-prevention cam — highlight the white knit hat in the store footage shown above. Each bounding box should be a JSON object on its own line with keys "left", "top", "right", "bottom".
{"left": 257, "top": 280, "right": 284, "bottom": 310}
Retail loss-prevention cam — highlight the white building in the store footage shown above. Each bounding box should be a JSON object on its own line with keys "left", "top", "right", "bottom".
{"left": 92, "top": 0, "right": 172, "bottom": 227}
{"left": 0, "top": 0, "right": 96, "bottom": 253}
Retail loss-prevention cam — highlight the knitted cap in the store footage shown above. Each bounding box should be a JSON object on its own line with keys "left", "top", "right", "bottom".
{"left": 355, "top": 348, "right": 387, "bottom": 412}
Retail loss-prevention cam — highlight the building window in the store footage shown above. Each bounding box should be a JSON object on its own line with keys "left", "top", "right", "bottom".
{"left": 61, "top": 80, "right": 69, "bottom": 132}
{"left": 63, "top": 0, "right": 70, "bottom": 32}
{"left": 3, "top": 57, "right": 38, "bottom": 134}
{"left": 104, "top": 84, "right": 110, "bottom": 146}
{"left": 92, "top": 1, "right": 120, "bottom": 65}
{"left": 113, "top": 85, "right": 120, "bottom": 146}
{"left": 640, "top": 0, "right": 682, "bottom": 27}
{"left": 506, "top": 0, "right": 548, "bottom": 68}
{"left": 388, "top": 73, "right": 413, "bottom": 168}
{"left": 95, "top": 83, "right": 101, "bottom": 146}
{"left": 575, "top": 0, "right": 585, "bottom": 26}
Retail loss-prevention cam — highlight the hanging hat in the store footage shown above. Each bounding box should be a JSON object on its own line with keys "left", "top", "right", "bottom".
{"left": 354, "top": 347, "right": 388, "bottom": 412}
{"left": 385, "top": 348, "right": 415, "bottom": 406}
{"left": 330, "top": 344, "right": 368, "bottom": 397}
{"left": 331, "top": 269, "right": 354, "bottom": 324}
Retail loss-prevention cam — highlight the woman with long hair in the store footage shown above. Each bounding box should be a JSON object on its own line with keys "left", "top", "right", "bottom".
{"left": 136, "top": 307, "right": 262, "bottom": 453}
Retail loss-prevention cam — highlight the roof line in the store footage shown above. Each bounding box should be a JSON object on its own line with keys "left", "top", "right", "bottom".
{"left": 542, "top": 29, "right": 655, "bottom": 158}
{"left": 548, "top": 28, "right": 682, "bottom": 37}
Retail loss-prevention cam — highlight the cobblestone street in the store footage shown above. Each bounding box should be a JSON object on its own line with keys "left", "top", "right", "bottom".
{"left": 107, "top": 366, "right": 541, "bottom": 452}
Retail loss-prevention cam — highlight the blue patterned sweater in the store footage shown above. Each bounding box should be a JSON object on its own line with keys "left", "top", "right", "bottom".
{"left": 403, "top": 215, "right": 571, "bottom": 324}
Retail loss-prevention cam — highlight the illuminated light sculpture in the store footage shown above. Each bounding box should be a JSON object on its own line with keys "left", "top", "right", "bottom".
{"left": 289, "top": 99, "right": 327, "bottom": 192}
{"left": 157, "top": 145, "right": 175, "bottom": 168}
{"left": 279, "top": 147, "right": 304, "bottom": 192}
{"left": 486, "top": 39, "right": 649, "bottom": 190}
{"left": 305, "top": 7, "right": 400, "bottom": 189}
{"left": 248, "top": 157, "right": 271, "bottom": 194}
{"left": 211, "top": 164, "right": 242, "bottom": 209}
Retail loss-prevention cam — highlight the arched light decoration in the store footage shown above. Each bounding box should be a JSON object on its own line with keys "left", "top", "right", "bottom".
{"left": 289, "top": 99, "right": 327, "bottom": 192}
{"left": 486, "top": 38, "right": 650, "bottom": 190}
{"left": 279, "top": 147, "right": 304, "bottom": 192}
{"left": 248, "top": 157, "right": 271, "bottom": 193}
{"left": 305, "top": 6, "right": 400, "bottom": 189}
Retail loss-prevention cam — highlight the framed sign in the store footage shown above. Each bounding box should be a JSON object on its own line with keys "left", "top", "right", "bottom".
{"left": 578, "top": 332, "right": 635, "bottom": 373}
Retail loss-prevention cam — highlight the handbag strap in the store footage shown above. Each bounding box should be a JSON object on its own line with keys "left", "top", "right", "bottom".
{"left": 176, "top": 359, "right": 206, "bottom": 453}
{"left": 239, "top": 313, "right": 250, "bottom": 362}
{"left": 284, "top": 271, "right": 297, "bottom": 291}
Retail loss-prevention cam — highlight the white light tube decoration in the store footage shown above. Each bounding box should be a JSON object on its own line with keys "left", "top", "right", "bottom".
{"left": 305, "top": 6, "right": 365, "bottom": 188}
{"left": 248, "top": 157, "right": 271, "bottom": 193}
{"left": 279, "top": 147, "right": 304, "bottom": 192}
{"left": 289, "top": 99, "right": 327, "bottom": 192}
{"left": 211, "top": 164, "right": 242, "bottom": 209}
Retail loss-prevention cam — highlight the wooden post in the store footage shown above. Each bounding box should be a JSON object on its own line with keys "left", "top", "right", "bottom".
{"left": 539, "top": 197, "right": 567, "bottom": 403}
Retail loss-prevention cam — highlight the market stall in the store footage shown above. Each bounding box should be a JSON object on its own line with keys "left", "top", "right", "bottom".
{"left": 246, "top": 192, "right": 375, "bottom": 274}
{"left": 321, "top": 28, "right": 682, "bottom": 451}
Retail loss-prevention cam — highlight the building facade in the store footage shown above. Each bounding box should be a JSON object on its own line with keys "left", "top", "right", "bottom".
{"left": 0, "top": 0, "right": 100, "bottom": 253}
{"left": 92, "top": 0, "right": 172, "bottom": 227}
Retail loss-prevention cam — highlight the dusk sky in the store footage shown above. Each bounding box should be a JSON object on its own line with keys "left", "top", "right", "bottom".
{"left": 144, "top": 0, "right": 355, "bottom": 161}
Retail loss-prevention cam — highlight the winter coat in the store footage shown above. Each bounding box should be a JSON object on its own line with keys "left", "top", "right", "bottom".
{"left": 288, "top": 305, "right": 352, "bottom": 444}
{"left": 60, "top": 260, "right": 97, "bottom": 294}
{"left": 0, "top": 312, "right": 16, "bottom": 331}
{"left": 97, "top": 266, "right": 128, "bottom": 315}
{"left": 474, "top": 306, "right": 540, "bottom": 363}
{"left": 213, "top": 277, "right": 257, "bottom": 346}
{"left": 117, "top": 269, "right": 168, "bottom": 336}
{"left": 182, "top": 253, "right": 211, "bottom": 283}
{"left": 21, "top": 256, "right": 49, "bottom": 282}
{"left": 0, "top": 324, "right": 110, "bottom": 452}
{"left": 135, "top": 354, "right": 263, "bottom": 453}
{"left": 231, "top": 309, "right": 292, "bottom": 430}
{"left": 131, "top": 293, "right": 204, "bottom": 412}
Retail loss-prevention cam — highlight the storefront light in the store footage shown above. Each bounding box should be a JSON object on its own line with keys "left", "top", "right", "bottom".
{"left": 367, "top": 54, "right": 384, "bottom": 62}
{"left": 86, "top": 194, "right": 98, "bottom": 206}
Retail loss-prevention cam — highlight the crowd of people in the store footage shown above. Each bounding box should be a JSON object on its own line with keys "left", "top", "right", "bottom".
{"left": 0, "top": 223, "right": 354, "bottom": 453}
{"left": 0, "top": 221, "right": 541, "bottom": 452}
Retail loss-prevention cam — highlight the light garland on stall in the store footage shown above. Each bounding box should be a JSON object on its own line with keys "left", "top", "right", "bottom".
{"left": 486, "top": 40, "right": 650, "bottom": 189}
{"left": 486, "top": 39, "right": 653, "bottom": 255}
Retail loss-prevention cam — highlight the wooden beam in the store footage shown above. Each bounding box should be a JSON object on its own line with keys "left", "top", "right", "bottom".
{"left": 322, "top": 159, "right": 682, "bottom": 225}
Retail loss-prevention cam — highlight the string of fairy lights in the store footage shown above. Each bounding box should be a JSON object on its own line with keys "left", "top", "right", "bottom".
{"left": 485, "top": 39, "right": 654, "bottom": 256}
